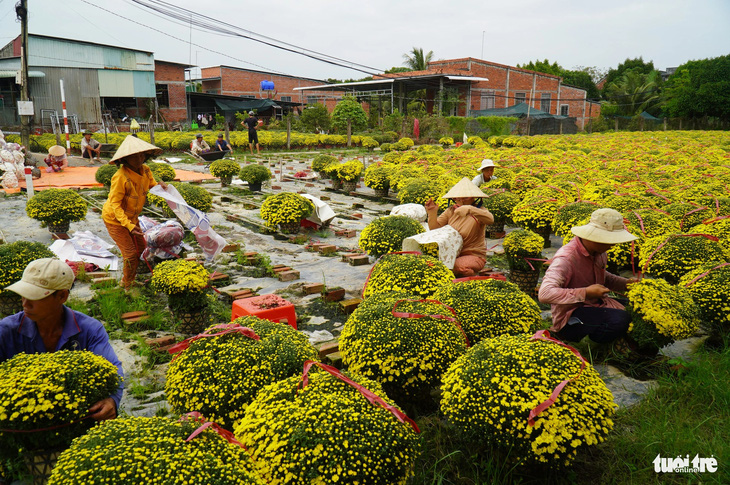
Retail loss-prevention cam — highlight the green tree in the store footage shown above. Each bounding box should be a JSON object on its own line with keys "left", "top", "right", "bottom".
{"left": 402, "top": 47, "right": 434, "bottom": 71}
{"left": 518, "top": 59, "right": 600, "bottom": 99}
{"left": 604, "top": 69, "right": 663, "bottom": 116}
{"left": 518, "top": 59, "right": 563, "bottom": 76}
{"left": 299, "top": 103, "right": 331, "bottom": 133}
{"left": 664, "top": 55, "right": 730, "bottom": 121}
{"left": 602, "top": 57, "right": 655, "bottom": 96}
{"left": 331, "top": 96, "right": 368, "bottom": 133}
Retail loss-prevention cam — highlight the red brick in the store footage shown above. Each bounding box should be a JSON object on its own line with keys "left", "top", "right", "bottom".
{"left": 221, "top": 243, "right": 240, "bottom": 253}
{"left": 303, "top": 283, "right": 325, "bottom": 295}
{"left": 351, "top": 213, "right": 363, "bottom": 219}
{"left": 318, "top": 341, "right": 339, "bottom": 359}
{"left": 317, "top": 245, "right": 337, "bottom": 255}
{"left": 277, "top": 270, "right": 300, "bottom": 282}
{"left": 340, "top": 298, "right": 362, "bottom": 314}
{"left": 145, "top": 335, "right": 176, "bottom": 348}
{"left": 349, "top": 255, "right": 370, "bottom": 266}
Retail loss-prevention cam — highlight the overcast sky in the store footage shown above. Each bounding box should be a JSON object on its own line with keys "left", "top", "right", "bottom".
{"left": 0, "top": 0, "right": 728, "bottom": 81}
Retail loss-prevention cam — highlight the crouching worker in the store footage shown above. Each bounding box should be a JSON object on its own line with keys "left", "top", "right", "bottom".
{"left": 44, "top": 145, "right": 68, "bottom": 172}
{"left": 538, "top": 208, "right": 639, "bottom": 343}
{"left": 0, "top": 258, "right": 124, "bottom": 420}
{"left": 425, "top": 177, "right": 494, "bottom": 277}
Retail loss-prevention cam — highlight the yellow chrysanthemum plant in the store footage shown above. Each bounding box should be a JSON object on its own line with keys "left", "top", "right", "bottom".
{"left": 441, "top": 332, "right": 616, "bottom": 467}
{"left": 150, "top": 259, "right": 210, "bottom": 317}
{"left": 638, "top": 233, "right": 728, "bottom": 284}
{"left": 397, "top": 177, "right": 449, "bottom": 210}
{"left": 0, "top": 351, "right": 120, "bottom": 455}
{"left": 433, "top": 279, "right": 541, "bottom": 345}
{"left": 334, "top": 159, "right": 364, "bottom": 182}
{"left": 234, "top": 361, "right": 421, "bottom": 485}
{"left": 362, "top": 253, "right": 454, "bottom": 299}
{"left": 363, "top": 161, "right": 394, "bottom": 192}
{"left": 48, "top": 416, "right": 264, "bottom": 484}
{"left": 259, "top": 192, "right": 314, "bottom": 230}
{"left": 209, "top": 159, "right": 240, "bottom": 186}
{"left": 0, "top": 241, "right": 55, "bottom": 297}
{"left": 358, "top": 215, "right": 425, "bottom": 258}
{"left": 340, "top": 291, "right": 468, "bottom": 409}
{"left": 626, "top": 278, "right": 701, "bottom": 353}
{"left": 165, "top": 317, "right": 319, "bottom": 430}
{"left": 502, "top": 229, "right": 545, "bottom": 272}
{"left": 481, "top": 189, "right": 520, "bottom": 226}
{"left": 25, "top": 188, "right": 88, "bottom": 229}
{"left": 680, "top": 261, "right": 730, "bottom": 342}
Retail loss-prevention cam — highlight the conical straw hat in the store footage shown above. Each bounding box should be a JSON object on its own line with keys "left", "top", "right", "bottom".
{"left": 48, "top": 145, "right": 66, "bottom": 157}
{"left": 110, "top": 135, "right": 162, "bottom": 164}
{"left": 442, "top": 177, "right": 486, "bottom": 199}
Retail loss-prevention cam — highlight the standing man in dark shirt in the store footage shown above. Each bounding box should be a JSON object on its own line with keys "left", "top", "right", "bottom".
{"left": 242, "top": 111, "right": 260, "bottom": 155}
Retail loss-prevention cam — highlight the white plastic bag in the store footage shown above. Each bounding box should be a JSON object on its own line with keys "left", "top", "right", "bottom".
{"left": 390, "top": 203, "right": 428, "bottom": 222}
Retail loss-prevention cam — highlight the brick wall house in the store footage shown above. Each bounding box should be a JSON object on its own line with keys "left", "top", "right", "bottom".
{"left": 154, "top": 60, "right": 190, "bottom": 123}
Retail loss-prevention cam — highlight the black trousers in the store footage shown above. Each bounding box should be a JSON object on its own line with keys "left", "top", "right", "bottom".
{"left": 556, "top": 306, "right": 631, "bottom": 343}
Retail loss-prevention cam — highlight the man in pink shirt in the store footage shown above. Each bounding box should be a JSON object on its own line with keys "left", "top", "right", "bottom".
{"left": 538, "top": 208, "right": 639, "bottom": 343}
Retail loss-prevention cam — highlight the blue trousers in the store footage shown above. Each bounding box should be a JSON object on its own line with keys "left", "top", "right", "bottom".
{"left": 556, "top": 306, "right": 631, "bottom": 343}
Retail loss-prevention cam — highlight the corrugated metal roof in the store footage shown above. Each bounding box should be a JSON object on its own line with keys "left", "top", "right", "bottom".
{"left": 0, "top": 70, "right": 45, "bottom": 78}
{"left": 28, "top": 36, "right": 154, "bottom": 71}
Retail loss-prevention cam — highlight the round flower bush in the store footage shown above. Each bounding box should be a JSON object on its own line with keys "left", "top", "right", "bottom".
{"left": 238, "top": 163, "right": 272, "bottom": 184}
{"left": 680, "top": 261, "right": 730, "bottom": 338}
{"left": 148, "top": 182, "right": 212, "bottom": 217}
{"left": 397, "top": 177, "right": 448, "bottom": 210}
{"left": 234, "top": 364, "right": 421, "bottom": 485}
{"left": 334, "top": 159, "right": 364, "bottom": 181}
{"left": 148, "top": 162, "right": 176, "bottom": 182}
{"left": 0, "top": 351, "right": 120, "bottom": 453}
{"left": 481, "top": 189, "right": 520, "bottom": 223}
{"left": 433, "top": 279, "right": 541, "bottom": 344}
{"left": 150, "top": 259, "right": 209, "bottom": 295}
{"left": 511, "top": 193, "right": 563, "bottom": 234}
{"left": 260, "top": 192, "right": 314, "bottom": 228}
{"left": 687, "top": 217, "right": 730, "bottom": 258}
{"left": 25, "top": 188, "right": 88, "bottom": 226}
{"left": 361, "top": 136, "right": 380, "bottom": 151}
{"left": 639, "top": 233, "right": 728, "bottom": 284}
{"left": 340, "top": 292, "right": 468, "bottom": 408}
{"left": 358, "top": 215, "right": 425, "bottom": 258}
{"left": 664, "top": 202, "right": 715, "bottom": 231}
{"left": 362, "top": 253, "right": 454, "bottom": 299}
{"left": 0, "top": 241, "right": 55, "bottom": 294}
{"left": 503, "top": 229, "right": 544, "bottom": 271}
{"left": 439, "top": 136, "right": 454, "bottom": 147}
{"left": 626, "top": 278, "right": 701, "bottom": 351}
{"left": 49, "top": 416, "right": 264, "bottom": 484}
{"left": 441, "top": 333, "right": 616, "bottom": 467}
{"left": 551, "top": 202, "right": 597, "bottom": 240}
{"left": 209, "top": 159, "right": 241, "bottom": 178}
{"left": 363, "top": 162, "right": 394, "bottom": 191}
{"left": 311, "top": 154, "right": 338, "bottom": 174}
{"left": 166, "top": 318, "right": 318, "bottom": 429}
{"left": 94, "top": 163, "right": 118, "bottom": 187}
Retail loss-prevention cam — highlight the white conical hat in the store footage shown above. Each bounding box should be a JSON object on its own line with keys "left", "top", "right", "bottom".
{"left": 110, "top": 135, "right": 162, "bottom": 164}
{"left": 442, "top": 177, "right": 487, "bottom": 199}
{"left": 48, "top": 145, "right": 66, "bottom": 157}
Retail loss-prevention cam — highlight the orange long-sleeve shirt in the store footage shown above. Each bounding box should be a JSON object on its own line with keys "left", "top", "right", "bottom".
{"left": 102, "top": 164, "right": 157, "bottom": 231}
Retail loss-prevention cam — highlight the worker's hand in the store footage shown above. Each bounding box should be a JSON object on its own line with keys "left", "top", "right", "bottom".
{"left": 585, "top": 284, "right": 610, "bottom": 299}
{"left": 131, "top": 226, "right": 144, "bottom": 237}
{"left": 158, "top": 180, "right": 168, "bottom": 190}
{"left": 626, "top": 276, "right": 641, "bottom": 285}
{"left": 424, "top": 199, "right": 438, "bottom": 213}
{"left": 89, "top": 397, "right": 117, "bottom": 421}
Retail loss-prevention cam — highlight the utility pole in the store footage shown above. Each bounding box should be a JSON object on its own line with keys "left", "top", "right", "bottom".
{"left": 17, "top": 0, "right": 30, "bottom": 150}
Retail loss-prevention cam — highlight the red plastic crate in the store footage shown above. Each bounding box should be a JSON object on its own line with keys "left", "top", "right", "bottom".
{"left": 231, "top": 294, "right": 297, "bottom": 329}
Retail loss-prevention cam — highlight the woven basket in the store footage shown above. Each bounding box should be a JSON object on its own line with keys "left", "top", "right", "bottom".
{"left": 484, "top": 222, "right": 505, "bottom": 239}
{"left": 173, "top": 308, "right": 209, "bottom": 335}
{"left": 47, "top": 222, "right": 70, "bottom": 234}
{"left": 279, "top": 221, "right": 301, "bottom": 234}
{"left": 373, "top": 187, "right": 389, "bottom": 198}
{"left": 0, "top": 291, "right": 23, "bottom": 317}
{"left": 342, "top": 180, "right": 357, "bottom": 193}
{"left": 331, "top": 178, "right": 343, "bottom": 190}
{"left": 508, "top": 269, "right": 540, "bottom": 298}
{"left": 24, "top": 449, "right": 63, "bottom": 485}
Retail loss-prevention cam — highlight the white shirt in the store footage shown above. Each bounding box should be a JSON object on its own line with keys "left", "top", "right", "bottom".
{"left": 472, "top": 173, "right": 497, "bottom": 186}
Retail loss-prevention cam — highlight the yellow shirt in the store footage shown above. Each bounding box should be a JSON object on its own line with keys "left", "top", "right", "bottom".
{"left": 102, "top": 164, "right": 157, "bottom": 231}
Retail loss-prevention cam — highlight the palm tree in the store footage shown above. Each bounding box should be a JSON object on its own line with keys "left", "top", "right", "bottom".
{"left": 605, "top": 69, "right": 662, "bottom": 116}
{"left": 402, "top": 47, "right": 434, "bottom": 71}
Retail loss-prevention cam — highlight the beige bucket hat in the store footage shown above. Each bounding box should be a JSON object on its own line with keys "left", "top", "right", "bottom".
{"left": 48, "top": 145, "right": 66, "bottom": 157}
{"left": 442, "top": 177, "right": 487, "bottom": 199}
{"left": 571, "top": 208, "right": 637, "bottom": 244}
{"left": 6, "top": 258, "right": 74, "bottom": 301}
{"left": 478, "top": 159, "right": 497, "bottom": 171}
{"left": 110, "top": 135, "right": 162, "bottom": 165}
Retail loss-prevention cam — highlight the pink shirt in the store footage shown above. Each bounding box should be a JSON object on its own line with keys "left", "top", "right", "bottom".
{"left": 538, "top": 237, "right": 629, "bottom": 332}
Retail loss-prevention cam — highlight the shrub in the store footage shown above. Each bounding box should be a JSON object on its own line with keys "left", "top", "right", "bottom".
{"left": 482, "top": 190, "right": 520, "bottom": 223}
{"left": 334, "top": 160, "right": 364, "bottom": 181}
{"left": 397, "top": 177, "right": 448, "bottom": 210}
{"left": 358, "top": 215, "right": 425, "bottom": 257}
{"left": 340, "top": 292, "right": 467, "bottom": 407}
{"left": 148, "top": 182, "right": 212, "bottom": 217}
{"left": 363, "top": 162, "right": 393, "bottom": 191}
{"left": 0, "top": 351, "right": 119, "bottom": 453}
{"left": 551, "top": 202, "right": 598, "bottom": 240}
{"left": 209, "top": 159, "right": 240, "bottom": 178}
{"left": 311, "top": 154, "right": 338, "bottom": 173}
{"left": 639, "top": 233, "right": 728, "bottom": 284}
{"left": 680, "top": 261, "right": 730, "bottom": 337}
{"left": 503, "top": 229, "right": 544, "bottom": 271}
{"left": 398, "top": 137, "right": 414, "bottom": 149}
{"left": 238, "top": 164, "right": 272, "bottom": 184}
{"left": 299, "top": 103, "right": 331, "bottom": 133}
{"left": 331, "top": 95, "right": 368, "bottom": 133}
{"left": 49, "top": 416, "right": 263, "bottom": 484}
{"left": 259, "top": 192, "right": 314, "bottom": 228}
{"left": 166, "top": 318, "right": 318, "bottom": 430}
{"left": 94, "top": 164, "right": 118, "bottom": 187}
{"left": 626, "top": 278, "right": 701, "bottom": 352}
{"left": 148, "top": 162, "right": 176, "bottom": 182}
{"left": 361, "top": 136, "right": 379, "bottom": 151}
{"left": 234, "top": 364, "right": 420, "bottom": 484}
{"left": 441, "top": 333, "right": 616, "bottom": 467}
{"left": 0, "top": 241, "right": 55, "bottom": 294}
{"left": 26, "top": 188, "right": 88, "bottom": 225}
{"left": 433, "top": 279, "right": 541, "bottom": 344}
{"left": 439, "top": 136, "right": 454, "bottom": 147}
{"left": 363, "top": 253, "right": 454, "bottom": 299}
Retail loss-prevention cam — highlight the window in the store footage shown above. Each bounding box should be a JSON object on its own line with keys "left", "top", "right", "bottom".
{"left": 480, "top": 90, "right": 495, "bottom": 110}
{"left": 514, "top": 92, "right": 526, "bottom": 105}
{"left": 540, "top": 93, "right": 551, "bottom": 113}
{"left": 281, "top": 96, "right": 292, "bottom": 103}
{"left": 560, "top": 104, "right": 569, "bottom": 116}
{"left": 306, "top": 95, "right": 319, "bottom": 105}
{"left": 155, "top": 84, "right": 169, "bottom": 108}
{"left": 241, "top": 95, "right": 255, "bottom": 99}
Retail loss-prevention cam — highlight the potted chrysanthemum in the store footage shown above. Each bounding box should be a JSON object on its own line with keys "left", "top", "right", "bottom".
{"left": 481, "top": 189, "right": 520, "bottom": 238}
{"left": 25, "top": 188, "right": 88, "bottom": 234}
{"left": 209, "top": 159, "right": 240, "bottom": 187}
{"left": 363, "top": 162, "right": 394, "bottom": 198}
{"left": 0, "top": 241, "right": 55, "bottom": 316}
{"left": 503, "top": 229, "right": 545, "bottom": 297}
{"left": 259, "top": 192, "right": 314, "bottom": 234}
{"left": 358, "top": 215, "right": 425, "bottom": 258}
{"left": 238, "top": 163, "right": 271, "bottom": 191}
{"left": 334, "top": 160, "right": 364, "bottom": 193}
{"left": 150, "top": 259, "right": 210, "bottom": 334}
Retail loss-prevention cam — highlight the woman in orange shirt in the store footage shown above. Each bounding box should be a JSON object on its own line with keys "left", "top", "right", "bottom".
{"left": 102, "top": 136, "right": 167, "bottom": 289}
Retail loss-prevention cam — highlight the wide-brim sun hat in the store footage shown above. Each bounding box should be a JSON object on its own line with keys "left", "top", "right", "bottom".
{"left": 478, "top": 159, "right": 497, "bottom": 171}
{"left": 6, "top": 258, "right": 74, "bottom": 301}
{"left": 83, "top": 130, "right": 94, "bottom": 135}
{"left": 109, "top": 135, "right": 163, "bottom": 165}
{"left": 48, "top": 145, "right": 66, "bottom": 157}
{"left": 571, "top": 208, "right": 638, "bottom": 244}
{"left": 442, "top": 177, "right": 487, "bottom": 199}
